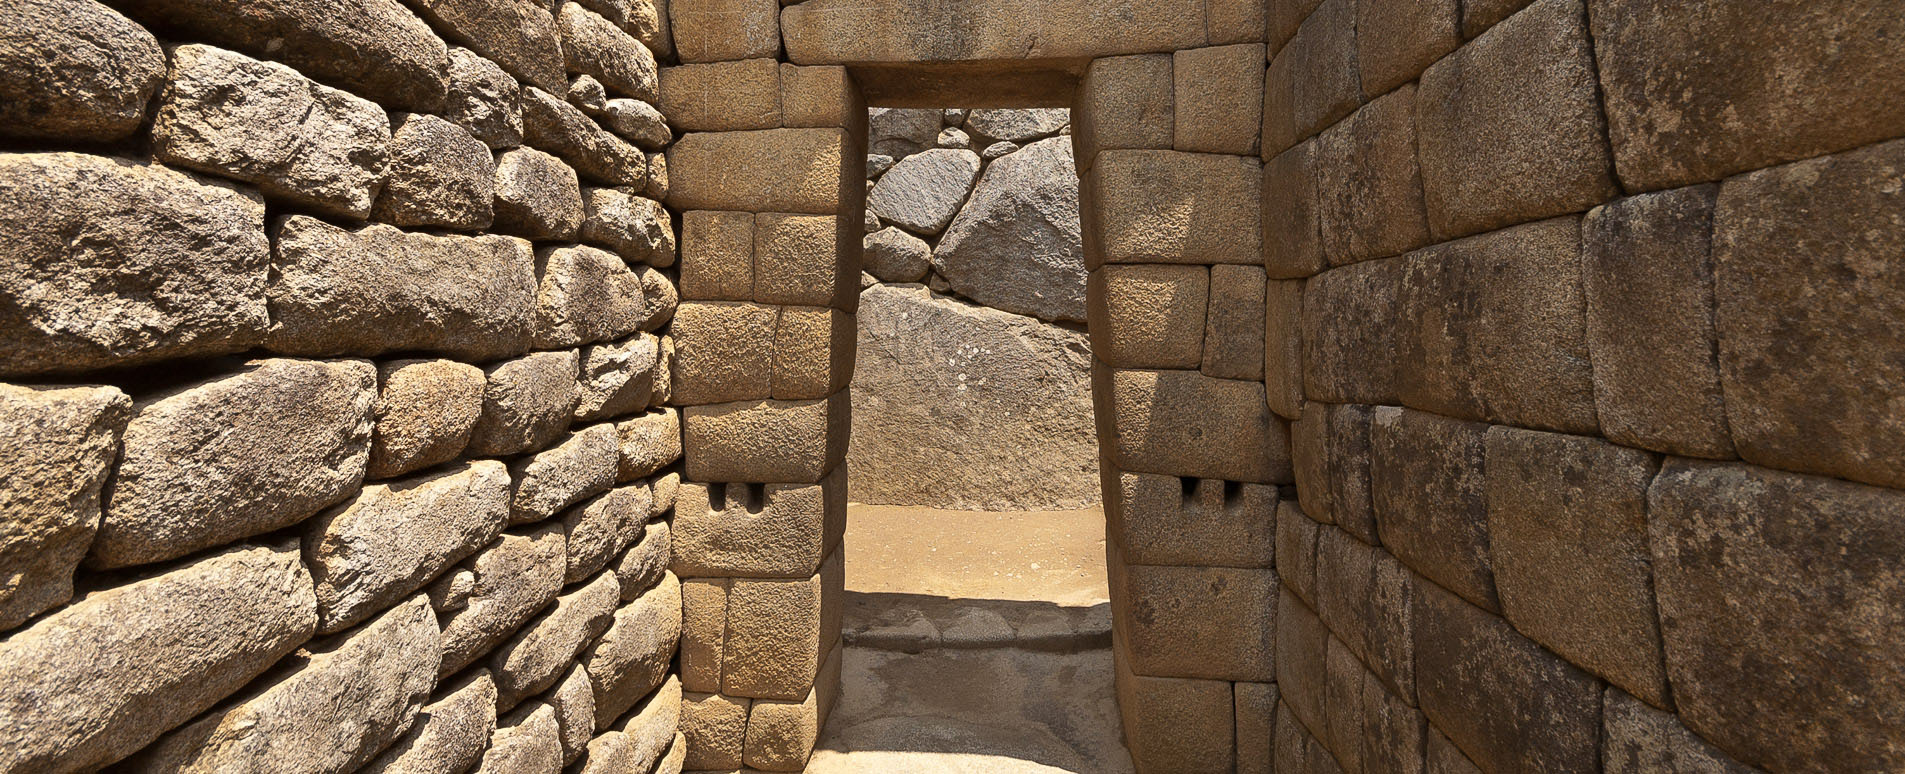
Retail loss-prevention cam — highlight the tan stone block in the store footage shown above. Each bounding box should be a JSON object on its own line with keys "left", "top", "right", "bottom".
{"left": 1290, "top": 403, "right": 1332, "bottom": 527}
{"left": 1275, "top": 586, "right": 1328, "bottom": 735}
{"left": 1087, "top": 264, "right": 1208, "bottom": 369}
{"left": 772, "top": 306, "right": 854, "bottom": 400}
{"left": 1073, "top": 54, "right": 1173, "bottom": 167}
{"left": 1087, "top": 150, "right": 1262, "bottom": 266}
{"left": 679, "top": 577, "right": 730, "bottom": 693}
{"left": 616, "top": 408, "right": 682, "bottom": 481}
{"left": 369, "top": 359, "right": 485, "bottom": 480}
{"left": 780, "top": 0, "right": 1207, "bottom": 64}
{"left": 1264, "top": 279, "right": 1303, "bottom": 420}
{"left": 1110, "top": 472, "right": 1276, "bottom": 568}
{"left": 660, "top": 59, "right": 780, "bottom": 132}
{"left": 585, "top": 572, "right": 682, "bottom": 730}
{"left": 0, "top": 383, "right": 129, "bottom": 630}
{"left": 507, "top": 423, "right": 619, "bottom": 524}
{"left": 1208, "top": 0, "right": 1268, "bottom": 44}
{"left": 1203, "top": 264, "right": 1265, "bottom": 380}
{"left": 754, "top": 213, "right": 852, "bottom": 309}
{"left": 1356, "top": 0, "right": 1458, "bottom": 96}
{"left": 1459, "top": 0, "right": 1532, "bottom": 38}
{"left": 1099, "top": 366, "right": 1289, "bottom": 483}
{"left": 1281, "top": 0, "right": 1363, "bottom": 147}
{"left": 1322, "top": 634, "right": 1367, "bottom": 771}
{"left": 1263, "top": 140, "right": 1325, "bottom": 278}
{"left": 670, "top": 301, "right": 777, "bottom": 405}
{"left": 1365, "top": 552, "right": 1418, "bottom": 707}
{"left": 1313, "top": 525, "right": 1375, "bottom": 662}
{"left": 1313, "top": 84, "right": 1430, "bottom": 266}
{"left": 1267, "top": 0, "right": 1325, "bottom": 52}
{"left": 670, "top": 0, "right": 779, "bottom": 62}
{"left": 680, "top": 691, "right": 750, "bottom": 769}
{"left": 1235, "top": 681, "right": 1278, "bottom": 774}
{"left": 743, "top": 688, "right": 818, "bottom": 771}
{"left": 780, "top": 65, "right": 854, "bottom": 129}
{"left": 683, "top": 393, "right": 847, "bottom": 485}
{"left": 1275, "top": 500, "right": 1320, "bottom": 607}
{"left": 673, "top": 466, "right": 845, "bottom": 579}
{"left": 1602, "top": 686, "right": 1756, "bottom": 774}
{"left": 1300, "top": 258, "right": 1401, "bottom": 405}
{"left": 666, "top": 128, "right": 846, "bottom": 215}
{"left": 722, "top": 563, "right": 830, "bottom": 700}
{"left": 1114, "top": 655, "right": 1236, "bottom": 774}
{"left": 1174, "top": 44, "right": 1265, "bottom": 156}
{"left": 681, "top": 210, "right": 756, "bottom": 301}
{"left": 1360, "top": 666, "right": 1427, "bottom": 774}
{"left": 1117, "top": 564, "right": 1277, "bottom": 681}
{"left": 1370, "top": 407, "right": 1498, "bottom": 613}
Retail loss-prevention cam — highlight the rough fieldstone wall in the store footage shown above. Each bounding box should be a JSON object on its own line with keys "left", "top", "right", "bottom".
{"left": 0, "top": 0, "right": 686, "bottom": 771}
{"left": 1258, "top": 1, "right": 1905, "bottom": 773}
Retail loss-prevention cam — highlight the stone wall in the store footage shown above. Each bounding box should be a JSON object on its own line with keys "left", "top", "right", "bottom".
{"left": 0, "top": 0, "right": 685, "bottom": 771}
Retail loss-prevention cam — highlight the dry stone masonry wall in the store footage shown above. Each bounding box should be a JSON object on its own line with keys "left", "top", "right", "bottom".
{"left": 0, "top": 0, "right": 687, "bottom": 770}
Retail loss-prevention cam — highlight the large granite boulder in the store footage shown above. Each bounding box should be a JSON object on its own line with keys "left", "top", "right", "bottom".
{"left": 934, "top": 137, "right": 1086, "bottom": 322}
{"left": 866, "top": 148, "right": 981, "bottom": 236}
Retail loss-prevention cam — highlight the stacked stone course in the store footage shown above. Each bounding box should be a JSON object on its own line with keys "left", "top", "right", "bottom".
{"left": 0, "top": 0, "right": 687, "bottom": 770}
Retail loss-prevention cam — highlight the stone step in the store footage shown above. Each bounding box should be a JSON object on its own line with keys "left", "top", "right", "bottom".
{"left": 842, "top": 591, "right": 1110, "bottom": 653}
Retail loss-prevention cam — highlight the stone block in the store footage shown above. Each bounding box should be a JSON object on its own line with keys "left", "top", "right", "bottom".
{"left": 581, "top": 674, "right": 678, "bottom": 773}
{"left": 1275, "top": 587, "right": 1329, "bottom": 734}
{"left": 868, "top": 149, "right": 981, "bottom": 236}
{"left": 509, "top": 423, "right": 620, "bottom": 524}
{"left": 681, "top": 691, "right": 750, "bottom": 770}
{"left": 305, "top": 460, "right": 509, "bottom": 632}
{"left": 591, "top": 98, "right": 673, "bottom": 150}
{"left": 1275, "top": 0, "right": 1362, "bottom": 150}
{"left": 773, "top": 306, "right": 855, "bottom": 400}
{"left": 617, "top": 408, "right": 682, "bottom": 480}
{"left": 94, "top": 358, "right": 374, "bottom": 568}
{"left": 1289, "top": 403, "right": 1332, "bottom": 526}
{"left": 0, "top": 0, "right": 164, "bottom": 142}
{"left": 586, "top": 573, "right": 683, "bottom": 728}
{"left": 722, "top": 552, "right": 842, "bottom": 699}
{"left": 436, "top": 524, "right": 566, "bottom": 676}
{"left": 363, "top": 669, "right": 497, "bottom": 774}
{"left": 523, "top": 87, "right": 648, "bottom": 186}
{"left": 1647, "top": 459, "right": 1905, "bottom": 772}
{"left": 780, "top": 0, "right": 1207, "bottom": 64}
{"left": 1087, "top": 150, "right": 1262, "bottom": 265}
{"left": 1300, "top": 258, "right": 1401, "bottom": 405}
{"left": 682, "top": 210, "right": 757, "bottom": 301}
{"left": 1313, "top": 526, "right": 1375, "bottom": 659}
{"left": 153, "top": 45, "right": 389, "bottom": 219}
{"left": 133, "top": 596, "right": 439, "bottom": 773}
{"left": 1110, "top": 472, "right": 1276, "bottom": 568}
{"left": 405, "top": 0, "right": 562, "bottom": 92}
{"left": 1395, "top": 217, "right": 1597, "bottom": 434}
{"left": 744, "top": 688, "right": 819, "bottom": 771}
{"left": 490, "top": 570, "right": 620, "bottom": 709}
{"left": 1427, "top": 724, "right": 1483, "bottom": 774}
{"left": 0, "top": 384, "right": 129, "bottom": 630}
{"left": 466, "top": 349, "right": 579, "bottom": 457}
{"left": 0, "top": 153, "right": 268, "bottom": 376}
{"left": 1313, "top": 84, "right": 1430, "bottom": 265}
{"left": 582, "top": 187, "right": 674, "bottom": 266}
{"left": 1602, "top": 686, "right": 1755, "bottom": 774}
{"left": 661, "top": 59, "right": 780, "bottom": 131}
{"left": 614, "top": 519, "right": 673, "bottom": 601}
{"left": 1174, "top": 44, "right": 1265, "bottom": 155}
{"left": 1582, "top": 185, "right": 1733, "bottom": 458}
{"left": 1413, "top": 577, "right": 1602, "bottom": 774}
{"left": 550, "top": 665, "right": 595, "bottom": 765}
{"left": 1355, "top": 0, "right": 1458, "bottom": 95}
{"left": 1073, "top": 54, "right": 1173, "bottom": 163}
{"left": 1087, "top": 264, "right": 1209, "bottom": 369}
{"left": 534, "top": 245, "right": 648, "bottom": 349}
{"left": 670, "top": 0, "right": 778, "bottom": 62}
{"left": 1322, "top": 403, "right": 1377, "bottom": 543}
{"left": 671, "top": 301, "right": 777, "bottom": 405}
{"left": 1236, "top": 681, "right": 1278, "bottom": 774}
{"left": 1714, "top": 138, "right": 1905, "bottom": 489}
{"left": 1099, "top": 366, "right": 1289, "bottom": 484}
{"left": 1459, "top": 0, "right": 1531, "bottom": 37}
{"left": 376, "top": 113, "right": 494, "bottom": 231}
{"left": 1360, "top": 669, "right": 1427, "bottom": 774}
{"left": 1117, "top": 564, "right": 1277, "bottom": 681}
{"left": 576, "top": 334, "right": 661, "bottom": 423}
{"left": 0, "top": 542, "right": 315, "bottom": 773}
{"left": 1591, "top": 0, "right": 1905, "bottom": 191}
{"left": 1322, "top": 636, "right": 1366, "bottom": 772}
{"left": 446, "top": 47, "right": 523, "bottom": 149}
{"left": 680, "top": 577, "right": 730, "bottom": 693}
{"left": 560, "top": 485, "right": 652, "bottom": 584}
{"left": 755, "top": 213, "right": 853, "bottom": 308}
{"left": 781, "top": 64, "right": 854, "bottom": 129}
{"left": 1369, "top": 407, "right": 1498, "bottom": 612}
{"left": 1267, "top": 0, "right": 1325, "bottom": 60}
{"left": 667, "top": 129, "right": 847, "bottom": 214}
{"left": 1114, "top": 657, "right": 1236, "bottom": 774}
{"left": 639, "top": 266, "right": 681, "bottom": 333}
{"left": 630, "top": 0, "right": 674, "bottom": 58}
{"left": 645, "top": 150, "right": 669, "bottom": 200}
{"left": 1264, "top": 279, "right": 1303, "bottom": 419}
{"left": 492, "top": 147, "right": 583, "bottom": 240}
{"left": 267, "top": 216, "right": 538, "bottom": 362}
{"left": 1263, "top": 140, "right": 1325, "bottom": 278}
{"left": 1204, "top": 264, "right": 1266, "bottom": 380}
{"left": 1416, "top": 0, "right": 1616, "bottom": 239}
{"left": 1208, "top": 0, "right": 1267, "bottom": 44}
{"left": 933, "top": 135, "right": 1085, "bottom": 323}
{"left": 1365, "top": 552, "right": 1418, "bottom": 707}
{"left": 1485, "top": 426, "right": 1669, "bottom": 705}
{"left": 477, "top": 701, "right": 562, "bottom": 773}
{"left": 683, "top": 393, "right": 848, "bottom": 484}
{"left": 674, "top": 467, "right": 845, "bottom": 579}
{"left": 1275, "top": 500, "right": 1320, "bottom": 606}
{"left": 559, "top": 2, "right": 658, "bottom": 101}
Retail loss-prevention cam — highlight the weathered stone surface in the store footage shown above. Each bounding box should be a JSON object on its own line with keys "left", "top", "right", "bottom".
{"left": 0, "top": 153, "right": 269, "bottom": 376}
{"left": 659, "top": 58, "right": 780, "bottom": 131}
{"left": 576, "top": 334, "right": 660, "bottom": 422}
{"left": 1204, "top": 264, "right": 1265, "bottom": 380}
{"left": 981, "top": 141, "right": 1017, "bottom": 160}
{"left": 674, "top": 470, "right": 845, "bottom": 579}
{"left": 592, "top": 98, "right": 672, "bottom": 149}
{"left": 1355, "top": 0, "right": 1457, "bottom": 95}
{"left": 683, "top": 393, "right": 848, "bottom": 484}
{"left": 1428, "top": 724, "right": 1484, "bottom": 774}
{"left": 1100, "top": 366, "right": 1288, "bottom": 483}
{"left": 492, "top": 147, "right": 582, "bottom": 240}
{"left": 510, "top": 423, "right": 620, "bottom": 524}
{"left": 1602, "top": 687, "right": 1754, "bottom": 774}
{"left": 1264, "top": 279, "right": 1303, "bottom": 419}
{"left": 559, "top": 2, "right": 658, "bottom": 101}
{"left": 781, "top": 64, "right": 853, "bottom": 129}
{"left": 1302, "top": 257, "right": 1401, "bottom": 405}
{"left": 1267, "top": 0, "right": 1325, "bottom": 51}
{"left": 445, "top": 47, "right": 522, "bottom": 149}
{"left": 0, "top": 0, "right": 164, "bottom": 142}
{"left": 680, "top": 577, "right": 729, "bottom": 693}
{"left": 670, "top": 0, "right": 778, "bottom": 62}
{"left": 491, "top": 570, "right": 621, "bottom": 708}
{"left": 585, "top": 573, "right": 683, "bottom": 727}
{"left": 368, "top": 359, "right": 485, "bottom": 479}
{"left": 120, "top": 0, "right": 447, "bottom": 113}
{"left": 616, "top": 408, "right": 682, "bottom": 480}
{"left": 1313, "top": 84, "right": 1431, "bottom": 266}
{"left": 477, "top": 702, "right": 563, "bottom": 773}
{"left": 615, "top": 519, "right": 672, "bottom": 602}
{"left": 1313, "top": 526, "right": 1376, "bottom": 662}
{"left": 1312, "top": 403, "right": 1381, "bottom": 545}
{"left": 1174, "top": 44, "right": 1264, "bottom": 155}
{"left": 851, "top": 284, "right": 1098, "bottom": 508}
{"left": 1591, "top": 0, "right": 1905, "bottom": 191}
{"left": 153, "top": 45, "right": 389, "bottom": 219}
{"left": 682, "top": 691, "right": 751, "bottom": 769}
{"left": 1648, "top": 459, "right": 1905, "bottom": 772}
{"left": 560, "top": 485, "right": 651, "bottom": 584}
{"left": 1366, "top": 553, "right": 1419, "bottom": 707}
{"left": 644, "top": 151, "right": 669, "bottom": 200}
{"left": 1076, "top": 54, "right": 1173, "bottom": 160}
{"left": 1089, "top": 264, "right": 1208, "bottom": 369}
{"left": 405, "top": 0, "right": 563, "bottom": 92}
{"left": 134, "top": 595, "right": 439, "bottom": 773}
{"left": 582, "top": 188, "right": 674, "bottom": 266}
{"left": 1116, "top": 660, "right": 1236, "bottom": 774}
{"left": 1413, "top": 576, "right": 1602, "bottom": 774}
{"left": 268, "top": 216, "right": 538, "bottom": 361}
{"left": 1459, "top": 0, "right": 1531, "bottom": 37}
{"left": 1396, "top": 217, "right": 1597, "bottom": 434}
{"left": 935, "top": 137, "right": 1086, "bottom": 322}
{"left": 305, "top": 461, "right": 510, "bottom": 632}
{"left": 1369, "top": 407, "right": 1498, "bottom": 613}
{"left": 863, "top": 227, "right": 931, "bottom": 282}
{"left": 667, "top": 129, "right": 847, "bottom": 214}
{"left": 1714, "top": 138, "right": 1905, "bottom": 489}
{"left": 0, "top": 542, "right": 316, "bottom": 773}
{"left": 754, "top": 213, "right": 853, "bottom": 309}
{"left": 771, "top": 305, "right": 853, "bottom": 401}
{"left": 363, "top": 670, "right": 497, "bottom": 774}
{"left": 868, "top": 108, "right": 942, "bottom": 159}
{"left": 550, "top": 664, "right": 595, "bottom": 764}
{"left": 722, "top": 555, "right": 841, "bottom": 699}
{"left": 1263, "top": 140, "right": 1325, "bottom": 279}
{"left": 467, "top": 350, "right": 579, "bottom": 457}
{"left": 523, "top": 87, "right": 647, "bottom": 186}
{"left": 745, "top": 688, "right": 820, "bottom": 771}
{"left": 1236, "top": 681, "right": 1277, "bottom": 774}
{"left": 374, "top": 113, "right": 494, "bottom": 230}
{"left": 1276, "top": 501, "right": 1320, "bottom": 607}
{"left": 671, "top": 301, "right": 776, "bottom": 405}
{"left": 579, "top": 675, "right": 679, "bottom": 772}
{"left": 1118, "top": 564, "right": 1277, "bottom": 681}
{"left": 868, "top": 148, "right": 982, "bottom": 236}
{"left": 1582, "top": 185, "right": 1733, "bottom": 459}
{"left": 1264, "top": 0, "right": 1359, "bottom": 153}
{"left": 967, "top": 109, "right": 1070, "bottom": 143}
{"left": 437, "top": 524, "right": 567, "bottom": 676}
{"left": 1088, "top": 150, "right": 1261, "bottom": 265}
{"left": 1484, "top": 427, "right": 1667, "bottom": 705}
{"left": 781, "top": 0, "right": 1206, "bottom": 64}
{"left": 534, "top": 245, "right": 648, "bottom": 349}
{"left": 0, "top": 384, "right": 129, "bottom": 630}
{"left": 938, "top": 126, "right": 972, "bottom": 149}
{"left": 1416, "top": 0, "right": 1616, "bottom": 238}
{"left": 95, "top": 358, "right": 375, "bottom": 568}
{"left": 868, "top": 155, "right": 897, "bottom": 178}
